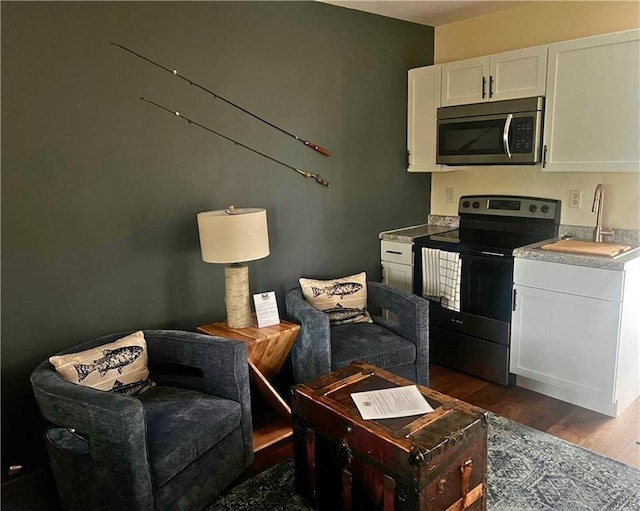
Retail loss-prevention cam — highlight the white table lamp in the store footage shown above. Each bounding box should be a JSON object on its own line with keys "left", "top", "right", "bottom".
{"left": 197, "top": 206, "right": 270, "bottom": 328}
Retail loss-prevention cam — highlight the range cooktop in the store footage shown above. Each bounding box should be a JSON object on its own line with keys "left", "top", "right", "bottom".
{"left": 415, "top": 195, "right": 562, "bottom": 256}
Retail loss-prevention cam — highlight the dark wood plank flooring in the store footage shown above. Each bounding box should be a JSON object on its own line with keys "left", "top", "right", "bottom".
{"left": 252, "top": 363, "right": 640, "bottom": 475}
{"left": 429, "top": 364, "right": 640, "bottom": 468}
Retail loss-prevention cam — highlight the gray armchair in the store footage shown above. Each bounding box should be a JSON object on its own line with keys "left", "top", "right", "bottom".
{"left": 285, "top": 281, "right": 429, "bottom": 386}
{"left": 30, "top": 330, "right": 253, "bottom": 511}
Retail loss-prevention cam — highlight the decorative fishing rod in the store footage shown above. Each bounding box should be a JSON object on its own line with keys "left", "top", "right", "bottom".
{"left": 140, "top": 97, "right": 330, "bottom": 187}
{"left": 111, "top": 42, "right": 331, "bottom": 157}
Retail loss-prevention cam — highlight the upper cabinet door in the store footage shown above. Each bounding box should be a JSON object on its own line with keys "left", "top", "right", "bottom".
{"left": 408, "top": 65, "right": 441, "bottom": 173}
{"left": 543, "top": 29, "right": 640, "bottom": 172}
{"left": 490, "top": 46, "right": 547, "bottom": 101}
{"left": 441, "top": 47, "right": 547, "bottom": 107}
{"left": 441, "top": 56, "right": 489, "bottom": 107}
{"left": 407, "top": 65, "right": 455, "bottom": 173}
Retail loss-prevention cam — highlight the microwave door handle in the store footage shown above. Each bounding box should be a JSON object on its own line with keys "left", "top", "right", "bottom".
{"left": 503, "top": 113, "right": 513, "bottom": 159}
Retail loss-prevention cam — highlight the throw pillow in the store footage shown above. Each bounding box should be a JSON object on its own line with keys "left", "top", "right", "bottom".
{"left": 49, "top": 331, "right": 154, "bottom": 396}
{"left": 299, "top": 272, "right": 372, "bottom": 325}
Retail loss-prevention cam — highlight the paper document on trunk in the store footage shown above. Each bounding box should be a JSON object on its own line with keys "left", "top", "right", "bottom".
{"left": 351, "top": 385, "right": 434, "bottom": 420}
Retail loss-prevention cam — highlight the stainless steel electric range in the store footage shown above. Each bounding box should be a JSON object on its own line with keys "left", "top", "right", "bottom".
{"left": 413, "top": 195, "right": 561, "bottom": 385}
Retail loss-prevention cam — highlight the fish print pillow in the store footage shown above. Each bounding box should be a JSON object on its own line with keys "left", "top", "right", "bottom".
{"left": 49, "top": 331, "right": 154, "bottom": 397}
{"left": 299, "top": 272, "right": 372, "bottom": 325}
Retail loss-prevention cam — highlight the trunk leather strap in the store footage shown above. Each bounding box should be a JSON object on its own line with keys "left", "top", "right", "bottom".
{"left": 461, "top": 459, "right": 473, "bottom": 506}
{"left": 444, "top": 459, "right": 484, "bottom": 511}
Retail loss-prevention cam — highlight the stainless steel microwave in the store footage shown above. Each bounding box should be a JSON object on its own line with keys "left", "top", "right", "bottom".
{"left": 436, "top": 96, "right": 544, "bottom": 165}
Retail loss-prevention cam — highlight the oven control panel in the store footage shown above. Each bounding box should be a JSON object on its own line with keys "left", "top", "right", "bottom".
{"left": 459, "top": 195, "right": 560, "bottom": 221}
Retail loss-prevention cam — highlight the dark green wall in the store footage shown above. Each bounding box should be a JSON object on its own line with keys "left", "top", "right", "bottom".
{"left": 1, "top": 1, "right": 433, "bottom": 476}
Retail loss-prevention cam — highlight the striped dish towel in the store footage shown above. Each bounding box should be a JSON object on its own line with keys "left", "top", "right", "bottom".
{"left": 439, "top": 251, "right": 461, "bottom": 312}
{"left": 421, "top": 248, "right": 441, "bottom": 298}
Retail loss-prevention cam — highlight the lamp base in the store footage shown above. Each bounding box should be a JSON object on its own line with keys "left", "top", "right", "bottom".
{"left": 224, "top": 263, "right": 252, "bottom": 329}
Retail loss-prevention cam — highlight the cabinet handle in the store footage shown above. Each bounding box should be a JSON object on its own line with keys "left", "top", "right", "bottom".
{"left": 407, "top": 150, "right": 411, "bottom": 167}
{"left": 512, "top": 288, "right": 517, "bottom": 312}
{"left": 489, "top": 75, "right": 494, "bottom": 98}
{"left": 386, "top": 250, "right": 403, "bottom": 255}
{"left": 542, "top": 145, "right": 548, "bottom": 168}
{"left": 482, "top": 76, "right": 486, "bottom": 99}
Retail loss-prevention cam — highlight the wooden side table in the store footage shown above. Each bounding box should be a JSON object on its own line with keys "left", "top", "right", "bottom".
{"left": 197, "top": 317, "right": 300, "bottom": 453}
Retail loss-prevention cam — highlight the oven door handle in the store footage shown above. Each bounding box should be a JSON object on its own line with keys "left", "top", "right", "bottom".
{"left": 478, "top": 250, "right": 505, "bottom": 257}
{"left": 414, "top": 246, "right": 509, "bottom": 258}
{"left": 457, "top": 249, "right": 507, "bottom": 257}
{"left": 503, "top": 113, "right": 513, "bottom": 159}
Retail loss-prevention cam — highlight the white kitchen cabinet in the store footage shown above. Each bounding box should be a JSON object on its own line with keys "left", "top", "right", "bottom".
{"left": 543, "top": 29, "right": 640, "bottom": 172}
{"left": 510, "top": 258, "right": 640, "bottom": 417}
{"left": 380, "top": 240, "right": 413, "bottom": 293}
{"left": 441, "top": 56, "right": 487, "bottom": 106}
{"left": 382, "top": 261, "right": 413, "bottom": 294}
{"left": 441, "top": 46, "right": 547, "bottom": 106}
{"left": 407, "top": 65, "right": 455, "bottom": 173}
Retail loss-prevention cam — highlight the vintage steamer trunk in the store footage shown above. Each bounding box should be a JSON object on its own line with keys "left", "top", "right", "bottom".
{"left": 292, "top": 362, "right": 488, "bottom": 511}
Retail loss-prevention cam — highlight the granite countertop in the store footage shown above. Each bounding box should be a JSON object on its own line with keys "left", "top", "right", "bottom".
{"left": 381, "top": 219, "right": 640, "bottom": 270}
{"left": 379, "top": 224, "right": 454, "bottom": 243}
{"left": 514, "top": 238, "right": 640, "bottom": 271}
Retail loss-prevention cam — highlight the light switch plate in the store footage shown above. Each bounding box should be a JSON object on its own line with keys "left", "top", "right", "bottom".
{"left": 445, "top": 187, "right": 455, "bottom": 203}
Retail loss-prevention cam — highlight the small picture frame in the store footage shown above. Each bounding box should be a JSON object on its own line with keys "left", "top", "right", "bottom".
{"left": 253, "top": 291, "right": 280, "bottom": 328}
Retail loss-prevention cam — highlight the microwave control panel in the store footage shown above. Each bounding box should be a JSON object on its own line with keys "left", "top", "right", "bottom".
{"left": 511, "top": 118, "right": 534, "bottom": 153}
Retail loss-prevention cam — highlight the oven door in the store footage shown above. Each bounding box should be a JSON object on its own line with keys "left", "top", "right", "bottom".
{"left": 413, "top": 243, "right": 515, "bottom": 385}
{"left": 436, "top": 111, "right": 543, "bottom": 165}
{"left": 460, "top": 251, "right": 514, "bottom": 323}
{"left": 413, "top": 245, "right": 514, "bottom": 344}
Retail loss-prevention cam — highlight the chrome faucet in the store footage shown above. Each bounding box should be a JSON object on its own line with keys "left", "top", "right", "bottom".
{"left": 591, "top": 184, "right": 614, "bottom": 242}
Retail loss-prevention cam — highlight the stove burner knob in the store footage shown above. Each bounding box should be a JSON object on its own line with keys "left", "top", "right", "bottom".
{"left": 541, "top": 205, "right": 550, "bottom": 214}
{"left": 472, "top": 201, "right": 480, "bottom": 209}
{"left": 462, "top": 200, "right": 470, "bottom": 209}
{"left": 529, "top": 204, "right": 538, "bottom": 213}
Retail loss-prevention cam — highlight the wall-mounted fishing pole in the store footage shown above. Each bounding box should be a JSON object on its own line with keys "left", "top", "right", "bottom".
{"left": 141, "top": 98, "right": 330, "bottom": 187}
{"left": 111, "top": 42, "right": 331, "bottom": 157}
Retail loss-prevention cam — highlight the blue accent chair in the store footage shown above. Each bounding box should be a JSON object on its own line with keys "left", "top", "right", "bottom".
{"left": 285, "top": 281, "right": 429, "bottom": 386}
{"left": 30, "top": 330, "right": 253, "bottom": 511}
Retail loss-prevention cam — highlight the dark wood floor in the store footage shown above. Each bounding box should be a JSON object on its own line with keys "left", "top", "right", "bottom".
{"left": 428, "top": 363, "right": 640, "bottom": 469}
{"left": 252, "top": 363, "right": 640, "bottom": 476}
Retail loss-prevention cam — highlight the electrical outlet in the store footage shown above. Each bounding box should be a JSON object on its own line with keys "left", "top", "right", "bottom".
{"left": 445, "top": 187, "right": 455, "bottom": 204}
{"left": 569, "top": 189, "right": 582, "bottom": 209}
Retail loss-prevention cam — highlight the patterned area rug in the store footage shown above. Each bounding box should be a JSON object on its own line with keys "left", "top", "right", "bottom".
{"left": 209, "top": 413, "right": 640, "bottom": 511}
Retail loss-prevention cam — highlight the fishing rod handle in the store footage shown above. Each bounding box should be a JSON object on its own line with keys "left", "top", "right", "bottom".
{"left": 299, "top": 170, "right": 330, "bottom": 187}
{"left": 314, "top": 176, "right": 331, "bottom": 187}
{"left": 304, "top": 140, "right": 332, "bottom": 157}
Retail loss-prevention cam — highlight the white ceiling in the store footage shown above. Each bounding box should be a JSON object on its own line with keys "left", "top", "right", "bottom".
{"left": 318, "top": 1, "right": 530, "bottom": 27}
